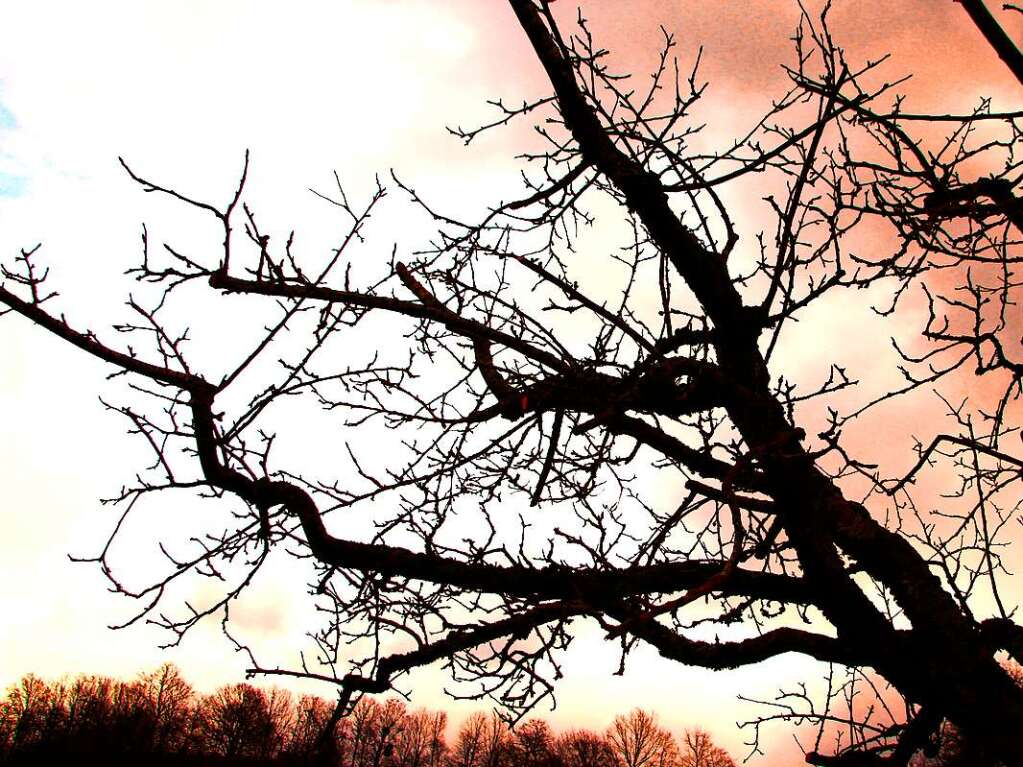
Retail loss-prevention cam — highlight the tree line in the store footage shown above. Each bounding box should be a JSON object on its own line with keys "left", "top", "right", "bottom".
{"left": 0, "top": 665, "right": 734, "bottom": 766}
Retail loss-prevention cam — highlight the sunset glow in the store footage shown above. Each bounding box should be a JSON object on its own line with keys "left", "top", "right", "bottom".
{"left": 3, "top": 3, "right": 1023, "bottom": 765}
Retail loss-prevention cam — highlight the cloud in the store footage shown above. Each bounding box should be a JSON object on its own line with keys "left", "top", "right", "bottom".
{"left": 0, "top": 172, "right": 25, "bottom": 197}
{"left": 0, "top": 94, "right": 26, "bottom": 197}
{"left": 0, "top": 100, "right": 15, "bottom": 131}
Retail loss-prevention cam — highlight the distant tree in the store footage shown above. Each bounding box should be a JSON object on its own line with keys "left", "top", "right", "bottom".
{"left": 554, "top": 728, "right": 619, "bottom": 767}
{"left": 369, "top": 698, "right": 409, "bottom": 767}
{"left": 285, "top": 693, "right": 338, "bottom": 761}
{"left": 606, "top": 710, "right": 678, "bottom": 767}
{"left": 0, "top": 675, "right": 52, "bottom": 756}
{"left": 392, "top": 709, "right": 449, "bottom": 767}
{"left": 199, "top": 683, "right": 285, "bottom": 760}
{"left": 422, "top": 711, "right": 449, "bottom": 767}
{"left": 341, "top": 697, "right": 421, "bottom": 767}
{"left": 64, "top": 675, "right": 121, "bottom": 754}
{"left": 512, "top": 719, "right": 559, "bottom": 767}
{"left": 448, "top": 712, "right": 511, "bottom": 767}
{"left": 678, "top": 729, "right": 733, "bottom": 767}
{"left": 137, "top": 664, "right": 194, "bottom": 754}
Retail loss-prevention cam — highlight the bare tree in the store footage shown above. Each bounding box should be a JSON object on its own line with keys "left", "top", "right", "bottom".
{"left": 6, "top": 0, "right": 1023, "bottom": 764}
{"left": 679, "top": 729, "right": 734, "bottom": 767}
{"left": 137, "top": 663, "right": 195, "bottom": 754}
{"left": 512, "top": 719, "right": 558, "bottom": 767}
{"left": 198, "top": 683, "right": 287, "bottom": 760}
{"left": 344, "top": 698, "right": 386, "bottom": 767}
{"left": 391, "top": 708, "right": 449, "bottom": 767}
{"left": 554, "top": 729, "right": 619, "bottom": 767}
{"left": 607, "top": 710, "right": 679, "bottom": 767}
{"left": 448, "top": 712, "right": 511, "bottom": 767}
{"left": 0, "top": 676, "right": 55, "bottom": 757}
{"left": 286, "top": 693, "right": 340, "bottom": 761}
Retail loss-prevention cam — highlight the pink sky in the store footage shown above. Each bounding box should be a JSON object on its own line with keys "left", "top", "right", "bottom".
{"left": 2, "top": 2, "right": 1022, "bottom": 764}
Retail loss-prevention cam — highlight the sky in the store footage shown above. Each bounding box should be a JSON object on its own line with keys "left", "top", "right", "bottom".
{"left": 1, "top": 2, "right": 1022, "bottom": 764}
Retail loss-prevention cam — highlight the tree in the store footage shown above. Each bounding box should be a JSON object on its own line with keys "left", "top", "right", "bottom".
{"left": 5, "top": 0, "right": 1023, "bottom": 764}
{"left": 137, "top": 663, "right": 195, "bottom": 754}
{"left": 447, "top": 712, "right": 511, "bottom": 767}
{"left": 512, "top": 719, "right": 558, "bottom": 767}
{"left": 391, "top": 708, "right": 448, "bottom": 767}
{"left": 678, "top": 729, "right": 734, "bottom": 767}
{"left": 606, "top": 710, "right": 679, "bottom": 767}
{"left": 554, "top": 729, "right": 619, "bottom": 767}
{"left": 0, "top": 675, "right": 54, "bottom": 757}
{"left": 285, "top": 693, "right": 339, "bottom": 762}
{"left": 197, "top": 683, "right": 287, "bottom": 760}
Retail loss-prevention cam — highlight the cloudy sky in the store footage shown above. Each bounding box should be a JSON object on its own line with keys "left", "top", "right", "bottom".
{"left": 2, "top": 2, "right": 1022, "bottom": 764}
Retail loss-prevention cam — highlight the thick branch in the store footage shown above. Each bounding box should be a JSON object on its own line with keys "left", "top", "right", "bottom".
{"left": 608, "top": 603, "right": 872, "bottom": 669}
{"left": 958, "top": 0, "right": 1023, "bottom": 87}
{"left": 507, "top": 0, "right": 749, "bottom": 331}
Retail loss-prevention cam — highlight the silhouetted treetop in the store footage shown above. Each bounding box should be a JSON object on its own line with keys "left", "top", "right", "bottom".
{"left": 0, "top": 669, "right": 733, "bottom": 767}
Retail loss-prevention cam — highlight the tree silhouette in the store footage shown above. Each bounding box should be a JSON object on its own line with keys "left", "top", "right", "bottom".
{"left": 512, "top": 719, "right": 559, "bottom": 767}
{"left": 4, "top": 0, "right": 1023, "bottom": 764}
{"left": 678, "top": 729, "right": 734, "bottom": 767}
{"left": 606, "top": 710, "right": 679, "bottom": 767}
{"left": 196, "top": 683, "right": 288, "bottom": 760}
{"left": 390, "top": 708, "right": 448, "bottom": 767}
{"left": 139, "top": 664, "right": 195, "bottom": 755}
{"left": 1, "top": 667, "right": 739, "bottom": 766}
{"left": 448, "top": 712, "right": 512, "bottom": 767}
{"left": 283, "top": 694, "right": 338, "bottom": 763}
{"left": 554, "top": 729, "right": 619, "bottom": 767}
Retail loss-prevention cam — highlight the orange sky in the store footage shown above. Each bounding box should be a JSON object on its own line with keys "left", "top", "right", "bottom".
{"left": 2, "top": 2, "right": 1023, "bottom": 764}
